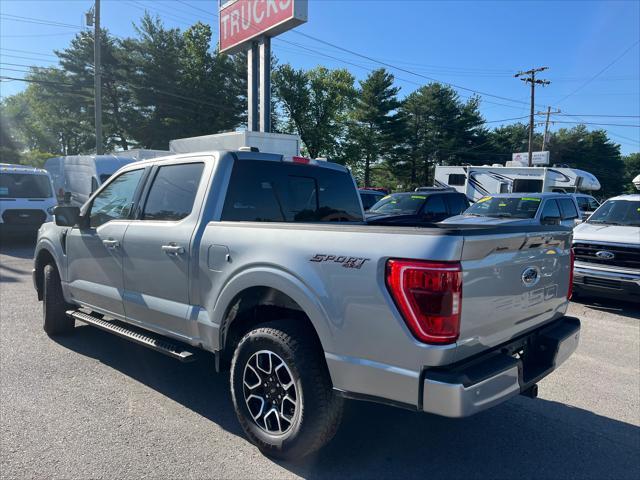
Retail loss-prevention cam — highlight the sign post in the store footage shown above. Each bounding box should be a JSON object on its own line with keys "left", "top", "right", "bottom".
{"left": 219, "top": 0, "right": 308, "bottom": 133}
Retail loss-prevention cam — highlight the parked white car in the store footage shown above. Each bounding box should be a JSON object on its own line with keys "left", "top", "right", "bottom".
{"left": 572, "top": 194, "right": 640, "bottom": 300}
{"left": 0, "top": 164, "right": 56, "bottom": 236}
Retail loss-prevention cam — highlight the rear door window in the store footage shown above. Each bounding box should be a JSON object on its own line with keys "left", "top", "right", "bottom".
{"left": 540, "top": 199, "right": 561, "bottom": 219}
{"left": 141, "top": 163, "right": 204, "bottom": 221}
{"left": 423, "top": 194, "right": 448, "bottom": 221}
{"left": 558, "top": 198, "right": 579, "bottom": 219}
{"left": 446, "top": 194, "right": 468, "bottom": 215}
{"left": 222, "top": 160, "right": 362, "bottom": 223}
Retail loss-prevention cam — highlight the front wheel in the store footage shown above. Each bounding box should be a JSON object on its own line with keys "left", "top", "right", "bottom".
{"left": 230, "top": 320, "right": 343, "bottom": 460}
{"left": 42, "top": 264, "right": 74, "bottom": 336}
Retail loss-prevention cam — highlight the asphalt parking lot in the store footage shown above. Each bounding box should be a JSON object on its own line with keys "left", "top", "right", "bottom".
{"left": 1, "top": 239, "right": 639, "bottom": 479}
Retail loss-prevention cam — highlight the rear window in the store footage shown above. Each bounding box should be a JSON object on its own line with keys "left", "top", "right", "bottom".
{"left": 466, "top": 196, "right": 542, "bottom": 219}
{"left": 512, "top": 179, "right": 543, "bottom": 193}
{"left": 222, "top": 160, "right": 362, "bottom": 223}
{"left": 0, "top": 173, "right": 52, "bottom": 199}
{"left": 448, "top": 174, "right": 466, "bottom": 186}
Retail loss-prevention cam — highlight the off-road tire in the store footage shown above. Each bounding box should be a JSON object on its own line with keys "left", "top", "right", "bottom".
{"left": 43, "top": 264, "right": 74, "bottom": 336}
{"left": 230, "top": 320, "right": 343, "bottom": 460}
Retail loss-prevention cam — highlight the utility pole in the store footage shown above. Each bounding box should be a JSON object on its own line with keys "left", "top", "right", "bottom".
{"left": 93, "top": 0, "right": 103, "bottom": 154}
{"left": 515, "top": 67, "right": 550, "bottom": 166}
{"left": 538, "top": 106, "right": 561, "bottom": 151}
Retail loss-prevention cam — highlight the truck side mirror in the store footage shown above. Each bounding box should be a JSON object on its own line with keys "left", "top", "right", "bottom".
{"left": 54, "top": 206, "right": 81, "bottom": 227}
{"left": 541, "top": 215, "right": 561, "bottom": 225}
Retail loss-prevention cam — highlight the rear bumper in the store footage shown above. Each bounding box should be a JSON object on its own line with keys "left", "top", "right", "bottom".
{"left": 421, "top": 316, "right": 580, "bottom": 417}
{"left": 573, "top": 262, "right": 640, "bottom": 298}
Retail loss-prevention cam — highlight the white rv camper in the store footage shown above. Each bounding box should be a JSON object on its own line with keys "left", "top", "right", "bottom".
{"left": 434, "top": 164, "right": 601, "bottom": 202}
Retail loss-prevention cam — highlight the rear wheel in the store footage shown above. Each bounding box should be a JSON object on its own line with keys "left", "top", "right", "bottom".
{"left": 230, "top": 320, "right": 343, "bottom": 460}
{"left": 42, "top": 264, "right": 74, "bottom": 336}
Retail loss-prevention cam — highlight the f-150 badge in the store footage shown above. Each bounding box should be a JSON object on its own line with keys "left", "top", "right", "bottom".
{"left": 310, "top": 254, "right": 370, "bottom": 269}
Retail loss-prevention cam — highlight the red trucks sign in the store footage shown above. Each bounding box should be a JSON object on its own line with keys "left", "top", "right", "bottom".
{"left": 219, "top": 0, "right": 308, "bottom": 54}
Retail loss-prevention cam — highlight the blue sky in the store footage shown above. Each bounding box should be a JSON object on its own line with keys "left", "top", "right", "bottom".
{"left": 1, "top": 0, "right": 639, "bottom": 154}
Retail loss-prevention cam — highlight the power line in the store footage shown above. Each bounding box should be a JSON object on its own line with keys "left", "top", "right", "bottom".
{"left": 0, "top": 13, "right": 82, "bottom": 29}
{"left": 554, "top": 114, "right": 640, "bottom": 118}
{"left": 1, "top": 32, "right": 79, "bottom": 38}
{"left": 290, "top": 30, "right": 537, "bottom": 108}
{"left": 546, "top": 120, "right": 640, "bottom": 128}
{"left": 555, "top": 40, "right": 640, "bottom": 105}
{"left": 0, "top": 53, "right": 59, "bottom": 63}
{"left": 0, "top": 48, "right": 59, "bottom": 59}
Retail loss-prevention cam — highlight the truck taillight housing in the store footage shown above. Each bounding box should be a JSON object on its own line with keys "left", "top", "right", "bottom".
{"left": 568, "top": 248, "right": 575, "bottom": 300}
{"left": 385, "top": 259, "right": 462, "bottom": 345}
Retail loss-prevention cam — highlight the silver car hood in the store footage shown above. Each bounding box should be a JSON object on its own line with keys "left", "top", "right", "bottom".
{"left": 573, "top": 222, "right": 640, "bottom": 245}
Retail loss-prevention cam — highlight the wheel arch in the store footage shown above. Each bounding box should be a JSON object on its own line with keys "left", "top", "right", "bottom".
{"left": 33, "top": 245, "right": 59, "bottom": 301}
{"left": 214, "top": 268, "right": 334, "bottom": 369}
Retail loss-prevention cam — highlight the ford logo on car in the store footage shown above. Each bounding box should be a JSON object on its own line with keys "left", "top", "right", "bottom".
{"left": 521, "top": 267, "right": 541, "bottom": 287}
{"left": 595, "top": 250, "right": 615, "bottom": 260}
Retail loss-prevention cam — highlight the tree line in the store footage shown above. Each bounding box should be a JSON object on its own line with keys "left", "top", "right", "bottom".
{"left": 1, "top": 14, "right": 637, "bottom": 197}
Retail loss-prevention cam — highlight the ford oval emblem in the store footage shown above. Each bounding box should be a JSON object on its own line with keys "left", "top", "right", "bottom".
{"left": 595, "top": 250, "right": 615, "bottom": 260}
{"left": 521, "top": 267, "right": 541, "bottom": 287}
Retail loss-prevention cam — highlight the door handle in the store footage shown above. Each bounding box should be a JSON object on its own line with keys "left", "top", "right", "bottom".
{"left": 162, "top": 244, "right": 185, "bottom": 256}
{"left": 102, "top": 239, "right": 120, "bottom": 249}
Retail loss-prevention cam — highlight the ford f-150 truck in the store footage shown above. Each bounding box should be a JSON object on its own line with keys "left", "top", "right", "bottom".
{"left": 572, "top": 194, "right": 640, "bottom": 299}
{"left": 33, "top": 150, "right": 580, "bottom": 459}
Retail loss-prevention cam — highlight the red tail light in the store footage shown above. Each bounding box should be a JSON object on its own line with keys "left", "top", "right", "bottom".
{"left": 386, "top": 259, "right": 462, "bottom": 344}
{"left": 567, "top": 248, "right": 575, "bottom": 300}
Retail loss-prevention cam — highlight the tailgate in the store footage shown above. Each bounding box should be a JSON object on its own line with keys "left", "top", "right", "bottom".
{"left": 456, "top": 228, "right": 573, "bottom": 361}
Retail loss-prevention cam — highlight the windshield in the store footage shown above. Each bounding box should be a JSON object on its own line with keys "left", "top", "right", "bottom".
{"left": 465, "top": 196, "right": 542, "bottom": 219}
{"left": 0, "top": 173, "right": 53, "bottom": 199}
{"left": 368, "top": 194, "right": 426, "bottom": 215}
{"left": 587, "top": 200, "right": 640, "bottom": 226}
{"left": 576, "top": 196, "right": 600, "bottom": 211}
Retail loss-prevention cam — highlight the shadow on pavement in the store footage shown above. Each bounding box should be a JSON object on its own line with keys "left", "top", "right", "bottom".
{"left": 573, "top": 295, "right": 640, "bottom": 320}
{"left": 0, "top": 235, "right": 36, "bottom": 260}
{"left": 55, "top": 324, "right": 640, "bottom": 480}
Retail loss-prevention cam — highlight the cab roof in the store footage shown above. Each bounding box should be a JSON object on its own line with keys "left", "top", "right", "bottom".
{"left": 117, "top": 150, "right": 349, "bottom": 173}
{"left": 0, "top": 163, "right": 49, "bottom": 175}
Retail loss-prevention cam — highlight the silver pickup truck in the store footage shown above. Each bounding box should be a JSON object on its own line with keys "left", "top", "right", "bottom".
{"left": 33, "top": 151, "right": 580, "bottom": 459}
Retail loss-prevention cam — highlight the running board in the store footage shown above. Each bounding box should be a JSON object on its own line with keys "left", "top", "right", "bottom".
{"left": 67, "top": 310, "right": 195, "bottom": 362}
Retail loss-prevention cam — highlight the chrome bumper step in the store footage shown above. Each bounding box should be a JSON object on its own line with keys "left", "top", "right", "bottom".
{"left": 66, "top": 310, "right": 195, "bottom": 362}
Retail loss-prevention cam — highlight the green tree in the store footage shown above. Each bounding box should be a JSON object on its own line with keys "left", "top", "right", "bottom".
{"left": 57, "top": 29, "right": 139, "bottom": 152}
{"left": 1, "top": 68, "right": 93, "bottom": 157}
{"left": 346, "top": 69, "right": 402, "bottom": 186}
{"left": 547, "top": 126, "right": 623, "bottom": 198}
{"left": 485, "top": 123, "right": 543, "bottom": 163}
{"left": 273, "top": 64, "right": 356, "bottom": 158}
{"left": 622, "top": 152, "right": 640, "bottom": 193}
{"left": 395, "top": 83, "right": 485, "bottom": 187}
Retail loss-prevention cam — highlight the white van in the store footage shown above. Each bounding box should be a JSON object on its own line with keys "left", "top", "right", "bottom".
{"left": 0, "top": 164, "right": 56, "bottom": 236}
{"left": 44, "top": 152, "right": 165, "bottom": 207}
